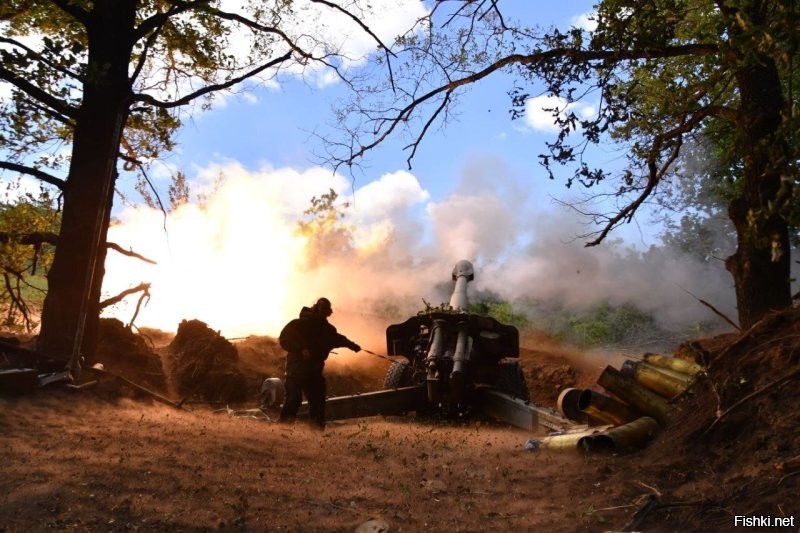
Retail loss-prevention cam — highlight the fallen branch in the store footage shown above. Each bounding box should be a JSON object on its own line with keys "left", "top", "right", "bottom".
{"left": 707, "top": 310, "right": 792, "bottom": 370}
{"left": 87, "top": 364, "right": 183, "bottom": 409}
{"left": 620, "top": 496, "right": 718, "bottom": 531}
{"left": 701, "top": 366, "right": 800, "bottom": 438}
{"left": 774, "top": 454, "right": 800, "bottom": 473}
{"left": 678, "top": 285, "right": 740, "bottom": 331}
{"left": 621, "top": 494, "right": 659, "bottom": 531}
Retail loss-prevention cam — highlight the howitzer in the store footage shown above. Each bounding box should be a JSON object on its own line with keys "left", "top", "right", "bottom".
{"left": 301, "top": 260, "right": 574, "bottom": 432}
{"left": 384, "top": 259, "right": 526, "bottom": 409}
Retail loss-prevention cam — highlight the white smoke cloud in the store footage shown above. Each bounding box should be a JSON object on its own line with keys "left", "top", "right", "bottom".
{"left": 478, "top": 212, "right": 737, "bottom": 330}
{"left": 103, "top": 154, "right": 740, "bottom": 343}
{"left": 103, "top": 162, "right": 438, "bottom": 339}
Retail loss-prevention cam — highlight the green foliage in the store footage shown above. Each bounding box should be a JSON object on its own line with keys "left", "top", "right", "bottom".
{"left": 296, "top": 188, "right": 355, "bottom": 268}
{"left": 134, "top": 170, "right": 192, "bottom": 211}
{"left": 468, "top": 299, "right": 529, "bottom": 329}
{"left": 0, "top": 0, "right": 310, "bottom": 203}
{"left": 0, "top": 186, "right": 61, "bottom": 329}
{"left": 559, "top": 302, "right": 659, "bottom": 348}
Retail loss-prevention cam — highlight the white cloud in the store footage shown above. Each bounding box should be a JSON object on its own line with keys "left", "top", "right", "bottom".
{"left": 214, "top": 0, "right": 429, "bottom": 88}
{"left": 524, "top": 94, "right": 597, "bottom": 133}
{"left": 351, "top": 170, "right": 429, "bottom": 218}
{"left": 0, "top": 175, "right": 50, "bottom": 201}
{"left": 0, "top": 82, "right": 11, "bottom": 102}
{"left": 571, "top": 11, "right": 598, "bottom": 32}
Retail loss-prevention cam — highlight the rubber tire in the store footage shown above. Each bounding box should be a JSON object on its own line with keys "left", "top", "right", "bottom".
{"left": 383, "top": 360, "right": 413, "bottom": 389}
{"left": 495, "top": 361, "right": 530, "bottom": 402}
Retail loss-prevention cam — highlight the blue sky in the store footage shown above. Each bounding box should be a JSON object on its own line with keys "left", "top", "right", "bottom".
{"left": 135, "top": 1, "right": 602, "bottom": 208}
{"left": 35, "top": 0, "right": 733, "bottom": 339}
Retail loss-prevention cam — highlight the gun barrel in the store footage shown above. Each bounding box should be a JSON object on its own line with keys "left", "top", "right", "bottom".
{"left": 448, "top": 260, "right": 475, "bottom": 310}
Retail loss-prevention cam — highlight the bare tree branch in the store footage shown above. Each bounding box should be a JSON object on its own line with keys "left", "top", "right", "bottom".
{"left": 130, "top": 19, "right": 165, "bottom": 84}
{"left": 402, "top": 90, "right": 452, "bottom": 168}
{"left": 584, "top": 109, "right": 712, "bottom": 246}
{"left": 678, "top": 285, "right": 741, "bottom": 331}
{"left": 0, "top": 162, "right": 67, "bottom": 191}
{"left": 0, "top": 65, "right": 79, "bottom": 120}
{"left": 334, "top": 43, "right": 720, "bottom": 170}
{"left": 308, "top": 0, "right": 398, "bottom": 89}
{"left": 132, "top": 51, "right": 292, "bottom": 109}
{"left": 2, "top": 269, "right": 36, "bottom": 330}
{"left": 0, "top": 232, "right": 155, "bottom": 267}
{"left": 106, "top": 242, "right": 157, "bottom": 265}
{"left": 99, "top": 282, "right": 151, "bottom": 310}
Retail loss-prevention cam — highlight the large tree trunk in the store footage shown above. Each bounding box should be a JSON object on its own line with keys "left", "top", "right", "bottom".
{"left": 81, "top": 177, "right": 116, "bottom": 362}
{"left": 36, "top": 2, "right": 135, "bottom": 367}
{"left": 725, "top": 51, "right": 792, "bottom": 329}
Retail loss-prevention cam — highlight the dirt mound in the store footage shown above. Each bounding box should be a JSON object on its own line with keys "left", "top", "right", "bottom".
{"left": 519, "top": 332, "right": 601, "bottom": 408}
{"left": 164, "top": 319, "right": 248, "bottom": 403}
{"left": 598, "top": 308, "right": 800, "bottom": 530}
{"left": 522, "top": 349, "right": 581, "bottom": 407}
{"left": 93, "top": 318, "right": 168, "bottom": 395}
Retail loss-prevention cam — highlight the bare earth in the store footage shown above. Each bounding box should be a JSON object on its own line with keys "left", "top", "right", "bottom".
{"left": 1, "top": 314, "right": 799, "bottom": 532}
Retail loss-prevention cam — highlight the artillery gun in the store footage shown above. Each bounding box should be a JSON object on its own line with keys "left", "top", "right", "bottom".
{"left": 382, "top": 259, "right": 529, "bottom": 414}
{"left": 306, "top": 260, "right": 572, "bottom": 431}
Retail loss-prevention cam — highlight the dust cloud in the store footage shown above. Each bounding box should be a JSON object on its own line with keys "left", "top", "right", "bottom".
{"left": 102, "top": 154, "right": 739, "bottom": 345}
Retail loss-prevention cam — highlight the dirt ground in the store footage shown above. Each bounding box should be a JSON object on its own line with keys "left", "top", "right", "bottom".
{"left": 1, "top": 311, "right": 799, "bottom": 532}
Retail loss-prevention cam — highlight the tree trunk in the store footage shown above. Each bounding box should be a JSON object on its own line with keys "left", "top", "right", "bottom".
{"left": 36, "top": 1, "right": 135, "bottom": 366}
{"left": 81, "top": 177, "right": 116, "bottom": 362}
{"left": 725, "top": 51, "right": 791, "bottom": 329}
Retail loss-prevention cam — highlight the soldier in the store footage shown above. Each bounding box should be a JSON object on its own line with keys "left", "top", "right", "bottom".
{"left": 277, "top": 297, "right": 361, "bottom": 429}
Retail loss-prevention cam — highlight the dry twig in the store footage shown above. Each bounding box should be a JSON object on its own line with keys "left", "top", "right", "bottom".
{"left": 701, "top": 367, "right": 800, "bottom": 438}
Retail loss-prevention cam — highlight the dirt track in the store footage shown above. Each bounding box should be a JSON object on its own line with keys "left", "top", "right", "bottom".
{"left": 2, "top": 313, "right": 799, "bottom": 532}
{"left": 1, "top": 387, "right": 625, "bottom": 532}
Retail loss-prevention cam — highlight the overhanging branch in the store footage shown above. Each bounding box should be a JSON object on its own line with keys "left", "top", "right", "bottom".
{"left": 584, "top": 109, "right": 712, "bottom": 247}
{"left": 0, "top": 37, "right": 83, "bottom": 83}
{"left": 135, "top": 0, "right": 213, "bottom": 40}
{"left": 0, "top": 232, "right": 156, "bottom": 266}
{"left": 0, "top": 162, "right": 67, "bottom": 191}
{"left": 106, "top": 242, "right": 157, "bottom": 265}
{"left": 334, "top": 42, "right": 720, "bottom": 169}
{"left": 132, "top": 51, "right": 292, "bottom": 109}
{"left": 0, "top": 65, "right": 79, "bottom": 120}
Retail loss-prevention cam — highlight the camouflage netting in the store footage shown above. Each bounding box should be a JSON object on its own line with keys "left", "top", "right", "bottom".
{"left": 165, "top": 319, "right": 247, "bottom": 403}
{"left": 94, "top": 318, "right": 168, "bottom": 394}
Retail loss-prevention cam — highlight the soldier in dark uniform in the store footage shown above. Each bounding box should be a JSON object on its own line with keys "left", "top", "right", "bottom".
{"left": 277, "top": 297, "right": 361, "bottom": 429}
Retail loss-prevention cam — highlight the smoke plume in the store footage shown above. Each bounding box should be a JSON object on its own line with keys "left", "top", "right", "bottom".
{"left": 103, "top": 154, "right": 741, "bottom": 347}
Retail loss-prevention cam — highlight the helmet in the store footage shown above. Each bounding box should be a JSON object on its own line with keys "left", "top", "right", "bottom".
{"left": 313, "top": 297, "right": 333, "bottom": 316}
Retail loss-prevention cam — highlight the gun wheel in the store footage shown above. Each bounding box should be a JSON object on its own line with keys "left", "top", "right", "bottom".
{"left": 383, "top": 360, "right": 413, "bottom": 389}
